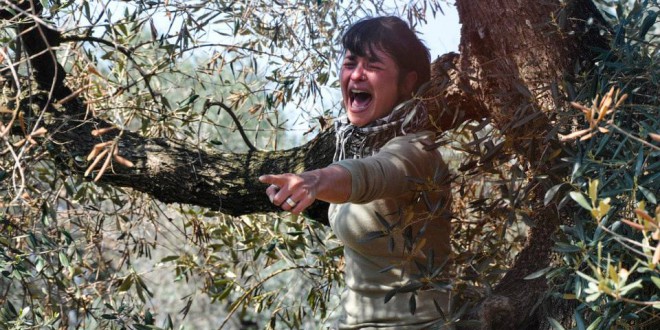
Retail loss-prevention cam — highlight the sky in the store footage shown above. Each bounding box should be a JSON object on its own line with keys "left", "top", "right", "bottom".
{"left": 419, "top": 3, "right": 461, "bottom": 57}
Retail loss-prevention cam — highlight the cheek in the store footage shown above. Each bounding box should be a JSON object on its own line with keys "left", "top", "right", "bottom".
{"left": 340, "top": 84, "right": 349, "bottom": 101}
{"left": 340, "top": 69, "right": 352, "bottom": 83}
{"left": 340, "top": 77, "right": 351, "bottom": 101}
{"left": 377, "top": 83, "right": 399, "bottom": 103}
{"left": 339, "top": 74, "right": 349, "bottom": 92}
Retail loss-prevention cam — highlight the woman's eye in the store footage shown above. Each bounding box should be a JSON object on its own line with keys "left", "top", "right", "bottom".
{"left": 366, "top": 63, "right": 382, "bottom": 70}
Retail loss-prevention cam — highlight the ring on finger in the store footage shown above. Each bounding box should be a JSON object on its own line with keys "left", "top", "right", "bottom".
{"left": 285, "top": 197, "right": 296, "bottom": 207}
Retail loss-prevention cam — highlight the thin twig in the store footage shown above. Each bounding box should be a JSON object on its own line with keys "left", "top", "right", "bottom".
{"left": 61, "top": 35, "right": 160, "bottom": 104}
{"left": 609, "top": 123, "right": 660, "bottom": 151}
{"left": 599, "top": 225, "right": 652, "bottom": 260}
{"left": 218, "top": 265, "right": 318, "bottom": 329}
{"left": 204, "top": 100, "right": 259, "bottom": 152}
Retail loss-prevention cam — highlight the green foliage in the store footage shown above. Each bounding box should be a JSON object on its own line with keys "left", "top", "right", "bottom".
{"left": 157, "top": 210, "right": 344, "bottom": 328}
{"left": 548, "top": 1, "right": 660, "bottom": 328}
{"left": 442, "top": 121, "right": 534, "bottom": 321}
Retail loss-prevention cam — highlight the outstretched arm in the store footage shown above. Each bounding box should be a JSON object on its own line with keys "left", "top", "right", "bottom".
{"left": 259, "top": 165, "right": 351, "bottom": 215}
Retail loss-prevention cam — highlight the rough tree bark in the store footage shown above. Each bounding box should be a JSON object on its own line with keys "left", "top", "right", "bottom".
{"left": 452, "top": 1, "right": 609, "bottom": 329}
{"left": 1, "top": 0, "right": 609, "bottom": 328}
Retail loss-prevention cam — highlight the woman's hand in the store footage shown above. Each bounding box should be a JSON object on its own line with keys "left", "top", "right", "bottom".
{"left": 259, "top": 172, "right": 319, "bottom": 214}
{"left": 259, "top": 166, "right": 352, "bottom": 214}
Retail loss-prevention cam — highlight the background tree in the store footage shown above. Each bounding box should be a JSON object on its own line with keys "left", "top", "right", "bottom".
{"left": 0, "top": 0, "right": 658, "bottom": 329}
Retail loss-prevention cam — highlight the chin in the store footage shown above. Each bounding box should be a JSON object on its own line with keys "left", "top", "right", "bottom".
{"left": 347, "top": 114, "right": 369, "bottom": 127}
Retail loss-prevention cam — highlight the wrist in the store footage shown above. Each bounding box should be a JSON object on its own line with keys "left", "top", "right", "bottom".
{"left": 313, "top": 165, "right": 351, "bottom": 203}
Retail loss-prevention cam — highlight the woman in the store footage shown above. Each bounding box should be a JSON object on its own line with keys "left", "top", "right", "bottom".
{"left": 259, "top": 16, "right": 452, "bottom": 329}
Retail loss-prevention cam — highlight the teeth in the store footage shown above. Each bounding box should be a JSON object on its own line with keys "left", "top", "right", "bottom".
{"left": 351, "top": 89, "right": 367, "bottom": 94}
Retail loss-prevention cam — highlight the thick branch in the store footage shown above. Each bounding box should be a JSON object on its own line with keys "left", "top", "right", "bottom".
{"left": 424, "top": 52, "right": 489, "bottom": 129}
{"left": 10, "top": 1, "right": 71, "bottom": 102}
{"left": 47, "top": 116, "right": 336, "bottom": 223}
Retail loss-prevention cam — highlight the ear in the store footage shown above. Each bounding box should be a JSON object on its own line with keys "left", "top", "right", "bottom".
{"left": 402, "top": 71, "right": 418, "bottom": 96}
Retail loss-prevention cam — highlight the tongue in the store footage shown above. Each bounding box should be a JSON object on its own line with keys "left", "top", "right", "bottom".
{"left": 352, "top": 93, "right": 372, "bottom": 109}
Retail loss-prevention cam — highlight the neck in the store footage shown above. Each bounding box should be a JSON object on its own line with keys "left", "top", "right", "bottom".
{"left": 333, "top": 100, "right": 429, "bottom": 161}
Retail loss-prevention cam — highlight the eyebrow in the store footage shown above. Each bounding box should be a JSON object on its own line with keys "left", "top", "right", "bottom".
{"left": 344, "top": 53, "right": 383, "bottom": 64}
{"left": 344, "top": 54, "right": 357, "bottom": 61}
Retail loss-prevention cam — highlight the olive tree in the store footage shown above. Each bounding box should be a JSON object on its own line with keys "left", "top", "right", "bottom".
{"left": 0, "top": 0, "right": 658, "bottom": 329}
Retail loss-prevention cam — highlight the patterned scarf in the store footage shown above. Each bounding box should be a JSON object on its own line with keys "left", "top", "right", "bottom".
{"left": 333, "top": 99, "right": 430, "bottom": 161}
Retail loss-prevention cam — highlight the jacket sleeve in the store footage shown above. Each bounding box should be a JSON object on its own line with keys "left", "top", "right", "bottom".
{"left": 333, "top": 132, "right": 445, "bottom": 204}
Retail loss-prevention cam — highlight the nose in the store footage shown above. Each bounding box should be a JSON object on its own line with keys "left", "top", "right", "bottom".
{"left": 350, "top": 64, "right": 366, "bottom": 81}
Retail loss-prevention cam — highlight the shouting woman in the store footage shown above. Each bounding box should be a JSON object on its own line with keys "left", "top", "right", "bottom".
{"left": 260, "top": 16, "right": 452, "bottom": 329}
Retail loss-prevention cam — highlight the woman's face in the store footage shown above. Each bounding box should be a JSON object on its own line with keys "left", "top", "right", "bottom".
{"left": 340, "top": 48, "right": 416, "bottom": 127}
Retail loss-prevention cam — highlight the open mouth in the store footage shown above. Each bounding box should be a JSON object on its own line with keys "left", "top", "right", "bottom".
{"left": 349, "top": 89, "right": 372, "bottom": 111}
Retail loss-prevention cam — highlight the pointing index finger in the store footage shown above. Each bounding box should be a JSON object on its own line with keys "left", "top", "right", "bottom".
{"left": 259, "top": 174, "right": 288, "bottom": 187}
{"left": 259, "top": 174, "right": 276, "bottom": 184}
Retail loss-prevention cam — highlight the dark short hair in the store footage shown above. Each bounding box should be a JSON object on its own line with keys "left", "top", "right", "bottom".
{"left": 341, "top": 16, "right": 431, "bottom": 91}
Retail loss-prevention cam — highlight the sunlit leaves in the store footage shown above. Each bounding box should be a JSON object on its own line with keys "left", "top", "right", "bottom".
{"left": 570, "top": 179, "right": 612, "bottom": 222}
{"left": 550, "top": 1, "right": 660, "bottom": 327}
{"left": 577, "top": 261, "right": 643, "bottom": 303}
{"left": 559, "top": 87, "right": 628, "bottom": 142}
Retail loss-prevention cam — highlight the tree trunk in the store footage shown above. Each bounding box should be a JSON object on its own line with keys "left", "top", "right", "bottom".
{"left": 2, "top": 0, "right": 609, "bottom": 328}
{"left": 452, "top": 0, "right": 607, "bottom": 328}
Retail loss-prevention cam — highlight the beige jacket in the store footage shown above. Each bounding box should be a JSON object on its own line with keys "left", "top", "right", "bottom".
{"left": 330, "top": 131, "right": 452, "bottom": 329}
